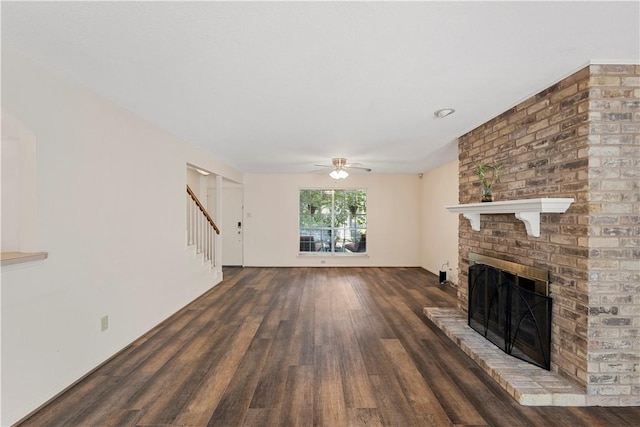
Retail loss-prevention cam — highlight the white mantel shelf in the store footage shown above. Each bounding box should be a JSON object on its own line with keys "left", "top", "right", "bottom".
{"left": 445, "top": 198, "right": 574, "bottom": 237}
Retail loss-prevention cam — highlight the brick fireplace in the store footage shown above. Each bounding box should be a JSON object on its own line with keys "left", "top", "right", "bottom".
{"left": 444, "top": 64, "right": 638, "bottom": 405}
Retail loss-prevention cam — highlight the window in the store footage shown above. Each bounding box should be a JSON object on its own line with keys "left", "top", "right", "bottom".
{"left": 299, "top": 189, "right": 367, "bottom": 254}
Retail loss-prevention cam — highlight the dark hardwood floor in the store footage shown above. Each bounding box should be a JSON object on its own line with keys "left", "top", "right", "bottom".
{"left": 18, "top": 267, "right": 640, "bottom": 426}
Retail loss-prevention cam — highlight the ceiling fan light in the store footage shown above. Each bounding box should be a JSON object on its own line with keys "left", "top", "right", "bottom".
{"left": 329, "top": 169, "right": 349, "bottom": 179}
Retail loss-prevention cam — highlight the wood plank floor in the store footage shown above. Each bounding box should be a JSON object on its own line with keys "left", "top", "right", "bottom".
{"left": 18, "top": 267, "right": 640, "bottom": 427}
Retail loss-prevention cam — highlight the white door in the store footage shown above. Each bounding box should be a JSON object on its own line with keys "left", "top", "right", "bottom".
{"left": 221, "top": 187, "right": 243, "bottom": 266}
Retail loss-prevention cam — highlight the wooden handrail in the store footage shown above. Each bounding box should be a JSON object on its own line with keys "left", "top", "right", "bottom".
{"left": 187, "top": 185, "right": 220, "bottom": 234}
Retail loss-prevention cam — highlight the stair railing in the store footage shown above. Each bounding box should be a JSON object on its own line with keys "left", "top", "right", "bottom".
{"left": 186, "top": 185, "right": 220, "bottom": 265}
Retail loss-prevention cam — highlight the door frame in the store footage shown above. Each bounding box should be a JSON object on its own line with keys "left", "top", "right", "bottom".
{"left": 220, "top": 180, "right": 244, "bottom": 266}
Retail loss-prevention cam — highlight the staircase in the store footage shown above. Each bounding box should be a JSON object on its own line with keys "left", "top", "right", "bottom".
{"left": 186, "top": 185, "right": 220, "bottom": 268}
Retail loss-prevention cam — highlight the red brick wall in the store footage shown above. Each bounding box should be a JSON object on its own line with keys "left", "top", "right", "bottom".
{"left": 456, "top": 64, "right": 639, "bottom": 401}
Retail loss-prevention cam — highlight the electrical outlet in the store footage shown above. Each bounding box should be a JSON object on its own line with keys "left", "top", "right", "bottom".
{"left": 101, "top": 315, "right": 109, "bottom": 332}
{"left": 320, "top": 260, "right": 326, "bottom": 264}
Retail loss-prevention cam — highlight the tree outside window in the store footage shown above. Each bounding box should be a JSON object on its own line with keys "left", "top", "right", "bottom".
{"left": 299, "top": 189, "right": 366, "bottom": 253}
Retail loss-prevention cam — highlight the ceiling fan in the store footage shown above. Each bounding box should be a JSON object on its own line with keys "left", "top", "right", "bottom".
{"left": 312, "top": 157, "right": 372, "bottom": 179}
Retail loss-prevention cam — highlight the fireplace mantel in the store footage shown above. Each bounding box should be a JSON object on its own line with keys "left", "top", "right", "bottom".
{"left": 445, "top": 198, "right": 574, "bottom": 237}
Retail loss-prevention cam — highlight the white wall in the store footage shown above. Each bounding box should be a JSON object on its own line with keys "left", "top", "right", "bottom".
{"left": 243, "top": 173, "right": 422, "bottom": 267}
{"left": 1, "top": 138, "right": 22, "bottom": 251}
{"left": 0, "top": 46, "right": 241, "bottom": 425}
{"left": 420, "top": 160, "right": 459, "bottom": 284}
{"left": 1, "top": 111, "right": 38, "bottom": 253}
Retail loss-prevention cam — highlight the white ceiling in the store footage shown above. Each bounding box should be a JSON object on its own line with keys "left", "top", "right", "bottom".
{"left": 2, "top": 1, "right": 639, "bottom": 174}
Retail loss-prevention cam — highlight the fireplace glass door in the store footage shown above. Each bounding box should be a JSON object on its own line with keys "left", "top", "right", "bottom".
{"left": 468, "top": 254, "right": 551, "bottom": 370}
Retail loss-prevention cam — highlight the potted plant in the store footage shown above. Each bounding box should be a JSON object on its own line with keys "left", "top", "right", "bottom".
{"left": 475, "top": 161, "right": 503, "bottom": 202}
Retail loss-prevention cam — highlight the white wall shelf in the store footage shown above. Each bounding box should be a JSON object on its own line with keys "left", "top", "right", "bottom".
{"left": 445, "top": 198, "right": 574, "bottom": 237}
{"left": 1, "top": 251, "right": 48, "bottom": 267}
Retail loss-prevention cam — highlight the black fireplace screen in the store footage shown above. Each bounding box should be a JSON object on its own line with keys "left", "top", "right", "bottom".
{"left": 468, "top": 254, "right": 551, "bottom": 370}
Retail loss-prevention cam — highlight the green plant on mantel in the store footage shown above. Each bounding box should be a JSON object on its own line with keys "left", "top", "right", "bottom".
{"left": 474, "top": 161, "right": 503, "bottom": 202}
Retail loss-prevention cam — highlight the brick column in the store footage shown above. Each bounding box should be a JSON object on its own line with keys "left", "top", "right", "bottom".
{"left": 585, "top": 64, "right": 640, "bottom": 404}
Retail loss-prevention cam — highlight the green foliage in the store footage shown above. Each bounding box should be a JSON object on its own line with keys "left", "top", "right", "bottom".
{"left": 474, "top": 161, "right": 503, "bottom": 190}
{"left": 299, "top": 189, "right": 332, "bottom": 227}
{"left": 334, "top": 189, "right": 366, "bottom": 227}
{"left": 299, "top": 188, "right": 367, "bottom": 230}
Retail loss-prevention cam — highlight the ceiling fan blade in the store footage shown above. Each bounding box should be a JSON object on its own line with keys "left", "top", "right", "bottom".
{"left": 346, "top": 165, "right": 372, "bottom": 172}
{"left": 312, "top": 158, "right": 371, "bottom": 173}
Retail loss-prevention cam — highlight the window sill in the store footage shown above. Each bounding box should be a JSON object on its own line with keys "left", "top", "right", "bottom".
{"left": 298, "top": 252, "right": 368, "bottom": 257}
{"left": 1, "top": 251, "right": 48, "bottom": 267}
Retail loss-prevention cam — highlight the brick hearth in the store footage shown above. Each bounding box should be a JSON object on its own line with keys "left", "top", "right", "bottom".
{"left": 424, "top": 307, "right": 637, "bottom": 406}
